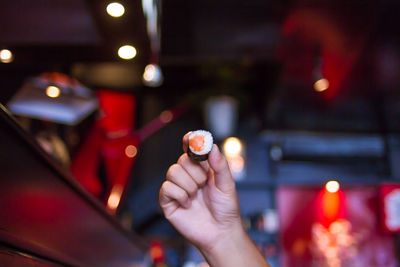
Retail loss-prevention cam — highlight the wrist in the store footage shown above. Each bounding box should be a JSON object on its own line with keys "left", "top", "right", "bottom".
{"left": 199, "top": 223, "right": 248, "bottom": 265}
{"left": 198, "top": 222, "right": 270, "bottom": 267}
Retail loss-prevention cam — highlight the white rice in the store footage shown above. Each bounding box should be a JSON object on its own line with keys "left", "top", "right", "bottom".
{"left": 188, "top": 130, "right": 213, "bottom": 155}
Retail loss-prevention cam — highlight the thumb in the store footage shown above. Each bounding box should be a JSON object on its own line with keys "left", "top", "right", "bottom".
{"left": 208, "top": 144, "right": 235, "bottom": 193}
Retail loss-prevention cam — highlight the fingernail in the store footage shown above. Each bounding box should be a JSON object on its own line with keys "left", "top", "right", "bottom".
{"left": 213, "top": 144, "right": 221, "bottom": 160}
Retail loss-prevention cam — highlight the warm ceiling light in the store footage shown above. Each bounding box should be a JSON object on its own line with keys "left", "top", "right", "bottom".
{"left": 107, "top": 184, "right": 124, "bottom": 211}
{"left": 143, "top": 64, "right": 157, "bottom": 82}
{"left": 223, "top": 137, "right": 242, "bottom": 156}
{"left": 314, "top": 78, "right": 329, "bottom": 92}
{"left": 118, "top": 45, "right": 137, "bottom": 60}
{"left": 325, "top": 180, "right": 340, "bottom": 193}
{"left": 143, "top": 63, "right": 163, "bottom": 87}
{"left": 46, "top": 86, "right": 61, "bottom": 98}
{"left": 0, "top": 49, "right": 13, "bottom": 63}
{"left": 125, "top": 145, "right": 137, "bottom": 158}
{"left": 229, "top": 155, "right": 245, "bottom": 172}
{"left": 106, "top": 2, "right": 125, "bottom": 17}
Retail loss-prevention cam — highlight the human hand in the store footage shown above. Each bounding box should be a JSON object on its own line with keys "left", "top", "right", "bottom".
{"left": 159, "top": 132, "right": 243, "bottom": 252}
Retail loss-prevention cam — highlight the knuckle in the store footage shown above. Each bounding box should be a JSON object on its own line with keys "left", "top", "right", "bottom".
{"left": 166, "top": 164, "right": 180, "bottom": 180}
{"left": 159, "top": 181, "right": 170, "bottom": 195}
{"left": 188, "top": 185, "right": 198, "bottom": 196}
{"left": 177, "top": 189, "right": 187, "bottom": 202}
{"left": 197, "top": 175, "right": 207, "bottom": 186}
{"left": 185, "top": 181, "right": 196, "bottom": 195}
{"left": 178, "top": 153, "right": 190, "bottom": 165}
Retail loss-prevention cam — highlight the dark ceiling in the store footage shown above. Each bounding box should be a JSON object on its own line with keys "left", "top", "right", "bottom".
{"left": 1, "top": 0, "right": 400, "bottom": 132}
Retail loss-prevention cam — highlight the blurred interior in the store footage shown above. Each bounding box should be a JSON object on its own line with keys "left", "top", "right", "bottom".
{"left": 1, "top": 0, "right": 400, "bottom": 266}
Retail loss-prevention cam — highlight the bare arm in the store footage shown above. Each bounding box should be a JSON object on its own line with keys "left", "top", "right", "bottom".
{"left": 159, "top": 133, "right": 270, "bottom": 267}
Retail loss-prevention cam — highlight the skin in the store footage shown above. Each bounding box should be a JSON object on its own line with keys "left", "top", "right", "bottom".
{"left": 159, "top": 132, "right": 271, "bottom": 267}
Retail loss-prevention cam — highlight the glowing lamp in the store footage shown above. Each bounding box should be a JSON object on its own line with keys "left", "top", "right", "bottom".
{"left": 142, "top": 63, "right": 163, "bottom": 87}
{"left": 107, "top": 184, "right": 124, "bottom": 211}
{"left": 0, "top": 49, "right": 13, "bottom": 63}
{"left": 106, "top": 2, "right": 125, "bottom": 17}
{"left": 46, "top": 85, "right": 61, "bottom": 98}
{"left": 325, "top": 180, "right": 340, "bottom": 193}
{"left": 314, "top": 78, "right": 329, "bottom": 92}
{"left": 118, "top": 45, "right": 137, "bottom": 60}
{"left": 223, "top": 137, "right": 246, "bottom": 180}
{"left": 125, "top": 145, "right": 137, "bottom": 158}
{"left": 223, "top": 137, "right": 242, "bottom": 156}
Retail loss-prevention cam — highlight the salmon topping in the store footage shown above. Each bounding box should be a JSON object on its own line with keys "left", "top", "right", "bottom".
{"left": 189, "top": 135, "right": 205, "bottom": 152}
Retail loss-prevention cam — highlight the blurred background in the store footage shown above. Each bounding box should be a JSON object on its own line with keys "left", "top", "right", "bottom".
{"left": 1, "top": 0, "right": 400, "bottom": 266}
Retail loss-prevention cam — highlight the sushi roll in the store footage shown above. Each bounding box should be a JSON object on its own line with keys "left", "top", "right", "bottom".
{"left": 187, "top": 130, "right": 214, "bottom": 161}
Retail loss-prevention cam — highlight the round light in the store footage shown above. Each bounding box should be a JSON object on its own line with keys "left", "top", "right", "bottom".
{"left": 314, "top": 78, "right": 329, "bottom": 92}
{"left": 223, "top": 137, "right": 242, "bottom": 156}
{"left": 46, "top": 86, "right": 61, "bottom": 98}
{"left": 230, "top": 155, "right": 245, "bottom": 172}
{"left": 106, "top": 2, "right": 125, "bottom": 17}
{"left": 142, "top": 63, "right": 163, "bottom": 87}
{"left": 159, "top": 110, "right": 173, "bottom": 123}
{"left": 125, "top": 145, "right": 137, "bottom": 158}
{"left": 118, "top": 45, "right": 137, "bottom": 60}
{"left": 325, "top": 180, "right": 340, "bottom": 193}
{"left": 0, "top": 49, "right": 13, "bottom": 63}
{"left": 143, "top": 64, "right": 156, "bottom": 82}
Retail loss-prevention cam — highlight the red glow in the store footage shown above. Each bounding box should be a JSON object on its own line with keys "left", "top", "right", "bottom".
{"left": 317, "top": 189, "right": 345, "bottom": 227}
{"left": 97, "top": 90, "right": 136, "bottom": 133}
{"left": 150, "top": 240, "right": 165, "bottom": 263}
{"left": 322, "top": 191, "right": 339, "bottom": 219}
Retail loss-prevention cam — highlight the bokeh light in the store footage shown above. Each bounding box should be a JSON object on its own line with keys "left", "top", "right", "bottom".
{"left": 125, "top": 145, "right": 138, "bottom": 158}
{"left": 0, "top": 49, "right": 13, "bottom": 63}
{"left": 107, "top": 184, "right": 124, "bottom": 210}
{"left": 314, "top": 78, "right": 329, "bottom": 92}
{"left": 142, "top": 63, "right": 163, "bottom": 87}
{"left": 223, "top": 137, "right": 242, "bottom": 156}
{"left": 46, "top": 86, "right": 61, "bottom": 98}
{"left": 159, "top": 110, "right": 173, "bottom": 123}
{"left": 325, "top": 180, "right": 340, "bottom": 193}
{"left": 118, "top": 45, "right": 137, "bottom": 60}
{"left": 229, "top": 155, "right": 245, "bottom": 172}
{"left": 106, "top": 2, "right": 125, "bottom": 17}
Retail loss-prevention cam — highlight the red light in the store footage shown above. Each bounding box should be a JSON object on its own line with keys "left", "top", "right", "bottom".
{"left": 318, "top": 183, "right": 345, "bottom": 227}
{"left": 150, "top": 240, "right": 165, "bottom": 263}
{"left": 322, "top": 190, "right": 340, "bottom": 220}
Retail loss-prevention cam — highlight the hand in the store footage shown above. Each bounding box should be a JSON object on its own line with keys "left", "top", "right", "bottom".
{"left": 159, "top": 132, "right": 270, "bottom": 267}
{"left": 159, "top": 132, "right": 242, "bottom": 252}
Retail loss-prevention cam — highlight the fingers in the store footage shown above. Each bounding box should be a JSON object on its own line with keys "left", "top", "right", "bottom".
{"left": 183, "top": 132, "right": 234, "bottom": 193}
{"left": 178, "top": 154, "right": 208, "bottom": 186}
{"left": 159, "top": 180, "right": 190, "bottom": 210}
{"left": 166, "top": 164, "right": 199, "bottom": 197}
{"left": 160, "top": 150, "right": 211, "bottom": 212}
{"left": 183, "top": 131, "right": 210, "bottom": 171}
{"left": 182, "top": 132, "right": 191, "bottom": 153}
{"left": 207, "top": 144, "right": 235, "bottom": 193}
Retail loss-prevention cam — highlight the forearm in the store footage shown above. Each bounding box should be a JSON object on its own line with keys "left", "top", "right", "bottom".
{"left": 199, "top": 225, "right": 271, "bottom": 267}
